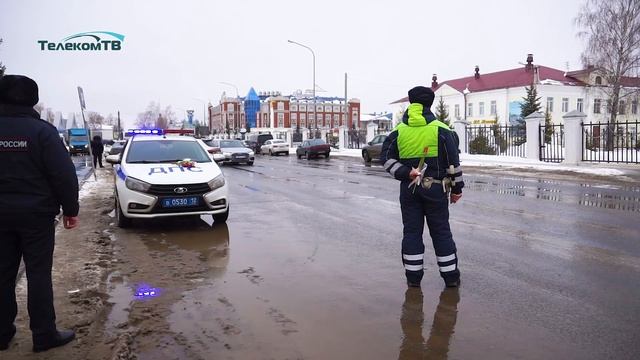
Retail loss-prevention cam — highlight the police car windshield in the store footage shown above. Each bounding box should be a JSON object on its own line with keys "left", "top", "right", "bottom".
{"left": 126, "top": 140, "right": 211, "bottom": 163}
{"left": 219, "top": 140, "right": 244, "bottom": 148}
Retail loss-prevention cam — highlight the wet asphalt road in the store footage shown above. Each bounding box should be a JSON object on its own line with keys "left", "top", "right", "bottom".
{"left": 120, "top": 154, "right": 640, "bottom": 359}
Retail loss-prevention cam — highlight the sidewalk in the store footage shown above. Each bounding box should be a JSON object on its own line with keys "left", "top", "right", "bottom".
{"left": 323, "top": 148, "right": 640, "bottom": 183}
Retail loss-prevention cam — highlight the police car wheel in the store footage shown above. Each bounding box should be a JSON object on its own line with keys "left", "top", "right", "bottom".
{"left": 362, "top": 150, "right": 371, "bottom": 163}
{"left": 115, "top": 197, "right": 132, "bottom": 228}
{"left": 212, "top": 207, "right": 229, "bottom": 224}
{"left": 248, "top": 161, "right": 254, "bottom": 166}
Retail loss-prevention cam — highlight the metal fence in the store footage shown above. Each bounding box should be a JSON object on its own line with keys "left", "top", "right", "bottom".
{"left": 539, "top": 124, "right": 565, "bottom": 163}
{"left": 465, "top": 124, "right": 526, "bottom": 157}
{"left": 582, "top": 121, "right": 640, "bottom": 164}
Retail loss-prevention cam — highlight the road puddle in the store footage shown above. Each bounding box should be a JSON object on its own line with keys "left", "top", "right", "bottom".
{"left": 466, "top": 175, "right": 640, "bottom": 212}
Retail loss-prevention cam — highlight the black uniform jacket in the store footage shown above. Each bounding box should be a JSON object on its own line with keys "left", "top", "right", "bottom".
{"left": 0, "top": 104, "right": 79, "bottom": 217}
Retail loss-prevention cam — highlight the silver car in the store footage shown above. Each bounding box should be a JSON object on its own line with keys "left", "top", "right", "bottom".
{"left": 209, "top": 139, "right": 255, "bottom": 165}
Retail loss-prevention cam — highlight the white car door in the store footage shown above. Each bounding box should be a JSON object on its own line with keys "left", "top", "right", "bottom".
{"left": 261, "top": 140, "right": 271, "bottom": 153}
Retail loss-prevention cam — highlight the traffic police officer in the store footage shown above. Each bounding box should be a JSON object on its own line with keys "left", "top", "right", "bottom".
{"left": 0, "top": 75, "right": 79, "bottom": 352}
{"left": 381, "top": 86, "right": 464, "bottom": 288}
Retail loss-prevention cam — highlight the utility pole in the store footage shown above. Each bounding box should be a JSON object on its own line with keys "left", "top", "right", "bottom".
{"left": 344, "top": 72, "right": 348, "bottom": 129}
{"left": 117, "top": 110, "right": 121, "bottom": 140}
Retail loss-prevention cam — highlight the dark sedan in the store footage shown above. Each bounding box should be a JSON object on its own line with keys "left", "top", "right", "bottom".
{"left": 296, "top": 139, "right": 331, "bottom": 159}
{"left": 361, "top": 134, "right": 387, "bottom": 163}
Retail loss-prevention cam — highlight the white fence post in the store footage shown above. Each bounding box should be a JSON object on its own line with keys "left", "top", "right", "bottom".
{"left": 366, "top": 122, "right": 377, "bottom": 143}
{"left": 525, "top": 112, "right": 544, "bottom": 160}
{"left": 453, "top": 120, "right": 468, "bottom": 154}
{"left": 563, "top": 110, "right": 586, "bottom": 165}
{"left": 338, "top": 126, "right": 347, "bottom": 149}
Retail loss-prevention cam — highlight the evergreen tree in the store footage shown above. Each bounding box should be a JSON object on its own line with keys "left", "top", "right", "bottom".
{"left": 435, "top": 96, "right": 450, "bottom": 126}
{"left": 520, "top": 84, "right": 542, "bottom": 120}
{"left": 544, "top": 109, "right": 554, "bottom": 144}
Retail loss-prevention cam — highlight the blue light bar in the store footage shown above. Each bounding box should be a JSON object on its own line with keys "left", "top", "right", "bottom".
{"left": 126, "top": 129, "right": 164, "bottom": 136}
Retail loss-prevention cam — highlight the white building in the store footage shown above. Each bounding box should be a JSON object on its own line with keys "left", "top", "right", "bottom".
{"left": 391, "top": 54, "right": 640, "bottom": 126}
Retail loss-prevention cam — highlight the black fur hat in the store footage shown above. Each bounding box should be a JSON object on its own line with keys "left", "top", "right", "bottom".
{"left": 408, "top": 86, "right": 435, "bottom": 108}
{"left": 0, "top": 75, "right": 39, "bottom": 106}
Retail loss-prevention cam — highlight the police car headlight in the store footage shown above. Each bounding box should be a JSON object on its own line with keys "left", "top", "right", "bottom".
{"left": 207, "top": 174, "right": 225, "bottom": 190}
{"left": 84, "top": 144, "right": 89, "bottom": 148}
{"left": 125, "top": 177, "right": 151, "bottom": 192}
{"left": 248, "top": 151, "right": 254, "bottom": 156}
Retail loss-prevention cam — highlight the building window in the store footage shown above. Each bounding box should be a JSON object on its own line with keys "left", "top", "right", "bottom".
{"left": 300, "top": 105, "right": 306, "bottom": 111}
{"left": 291, "top": 105, "right": 298, "bottom": 111}
{"left": 562, "top": 98, "right": 569, "bottom": 112}
{"left": 454, "top": 104, "right": 460, "bottom": 118}
{"left": 291, "top": 113, "right": 297, "bottom": 120}
{"left": 325, "top": 105, "right": 331, "bottom": 112}
{"left": 595, "top": 76, "right": 602, "bottom": 85}
{"left": 619, "top": 100, "right": 626, "bottom": 115}
{"left": 479, "top": 102, "right": 485, "bottom": 116}
{"left": 490, "top": 101, "right": 496, "bottom": 116}
{"left": 606, "top": 100, "right": 612, "bottom": 114}
{"left": 546, "top": 97, "right": 554, "bottom": 112}
{"left": 333, "top": 105, "right": 340, "bottom": 112}
{"left": 277, "top": 102, "right": 284, "bottom": 111}
{"left": 300, "top": 113, "right": 306, "bottom": 127}
{"left": 632, "top": 101, "right": 638, "bottom": 115}
{"left": 577, "top": 98, "right": 584, "bottom": 113}
{"left": 467, "top": 103, "right": 473, "bottom": 117}
{"left": 277, "top": 113, "right": 284, "bottom": 127}
{"left": 594, "top": 99, "right": 601, "bottom": 114}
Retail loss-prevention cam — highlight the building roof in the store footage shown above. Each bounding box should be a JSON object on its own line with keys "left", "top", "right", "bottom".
{"left": 390, "top": 65, "right": 587, "bottom": 104}
{"left": 566, "top": 68, "right": 640, "bottom": 87}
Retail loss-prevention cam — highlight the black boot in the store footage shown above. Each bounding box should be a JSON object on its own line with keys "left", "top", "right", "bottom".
{"left": 33, "top": 329, "right": 75, "bottom": 352}
{"left": 0, "top": 325, "right": 16, "bottom": 350}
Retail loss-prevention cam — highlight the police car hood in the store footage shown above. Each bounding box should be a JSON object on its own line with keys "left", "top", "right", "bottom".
{"left": 124, "top": 161, "right": 222, "bottom": 185}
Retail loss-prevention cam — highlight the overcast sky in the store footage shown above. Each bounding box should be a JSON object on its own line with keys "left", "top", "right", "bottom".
{"left": 1, "top": 0, "right": 586, "bottom": 127}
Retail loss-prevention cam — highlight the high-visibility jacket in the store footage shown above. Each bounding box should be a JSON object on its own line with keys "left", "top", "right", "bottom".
{"left": 381, "top": 103, "right": 464, "bottom": 194}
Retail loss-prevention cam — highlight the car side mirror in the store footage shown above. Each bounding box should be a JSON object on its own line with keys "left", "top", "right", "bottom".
{"left": 367, "top": 141, "right": 372, "bottom": 145}
{"left": 105, "top": 154, "right": 121, "bottom": 164}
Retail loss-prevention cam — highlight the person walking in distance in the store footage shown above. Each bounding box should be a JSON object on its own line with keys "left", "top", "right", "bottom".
{"left": 381, "top": 86, "right": 464, "bottom": 288}
{"left": 91, "top": 135, "right": 104, "bottom": 168}
{"left": 0, "top": 75, "right": 80, "bottom": 352}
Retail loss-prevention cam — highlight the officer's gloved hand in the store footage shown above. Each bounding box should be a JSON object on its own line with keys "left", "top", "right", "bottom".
{"left": 450, "top": 193, "right": 462, "bottom": 204}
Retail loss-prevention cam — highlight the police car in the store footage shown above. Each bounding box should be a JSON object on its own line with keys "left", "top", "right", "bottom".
{"left": 105, "top": 129, "right": 229, "bottom": 228}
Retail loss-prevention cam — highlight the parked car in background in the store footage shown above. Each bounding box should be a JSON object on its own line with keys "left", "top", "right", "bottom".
{"left": 261, "top": 139, "right": 289, "bottom": 156}
{"left": 107, "top": 140, "right": 127, "bottom": 157}
{"left": 208, "top": 139, "right": 255, "bottom": 165}
{"left": 246, "top": 133, "right": 273, "bottom": 154}
{"left": 362, "top": 134, "right": 387, "bottom": 163}
{"left": 296, "top": 139, "right": 331, "bottom": 159}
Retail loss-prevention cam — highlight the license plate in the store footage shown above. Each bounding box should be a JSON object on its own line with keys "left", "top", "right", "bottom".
{"left": 161, "top": 197, "right": 199, "bottom": 208}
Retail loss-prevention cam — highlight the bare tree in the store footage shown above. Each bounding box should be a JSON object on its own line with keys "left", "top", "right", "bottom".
{"left": 104, "top": 113, "right": 116, "bottom": 126}
{"left": 136, "top": 102, "right": 175, "bottom": 129}
{"left": 576, "top": 0, "right": 640, "bottom": 148}
{"left": 45, "top": 108, "right": 55, "bottom": 124}
{"left": 86, "top": 111, "right": 104, "bottom": 128}
{"left": 0, "top": 38, "right": 6, "bottom": 77}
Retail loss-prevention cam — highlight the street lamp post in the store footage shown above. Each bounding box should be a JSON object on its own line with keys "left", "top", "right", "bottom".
{"left": 287, "top": 39, "right": 316, "bottom": 136}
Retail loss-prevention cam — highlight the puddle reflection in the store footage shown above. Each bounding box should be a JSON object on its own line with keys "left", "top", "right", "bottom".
{"left": 466, "top": 176, "right": 640, "bottom": 212}
{"left": 399, "top": 288, "right": 460, "bottom": 360}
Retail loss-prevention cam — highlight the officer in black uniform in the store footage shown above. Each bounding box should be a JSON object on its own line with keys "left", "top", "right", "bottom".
{"left": 0, "top": 75, "right": 79, "bottom": 352}
{"left": 381, "top": 86, "right": 464, "bottom": 288}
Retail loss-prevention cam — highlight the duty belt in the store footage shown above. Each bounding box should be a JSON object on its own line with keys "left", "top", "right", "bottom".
{"left": 422, "top": 177, "right": 453, "bottom": 193}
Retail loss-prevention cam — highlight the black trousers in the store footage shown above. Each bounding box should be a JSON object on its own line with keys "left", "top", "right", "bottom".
{"left": 0, "top": 215, "right": 56, "bottom": 339}
{"left": 399, "top": 181, "right": 459, "bottom": 284}
{"left": 93, "top": 153, "right": 103, "bottom": 168}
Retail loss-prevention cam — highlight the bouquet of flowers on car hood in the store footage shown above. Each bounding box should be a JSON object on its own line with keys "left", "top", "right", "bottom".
{"left": 176, "top": 159, "right": 196, "bottom": 168}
